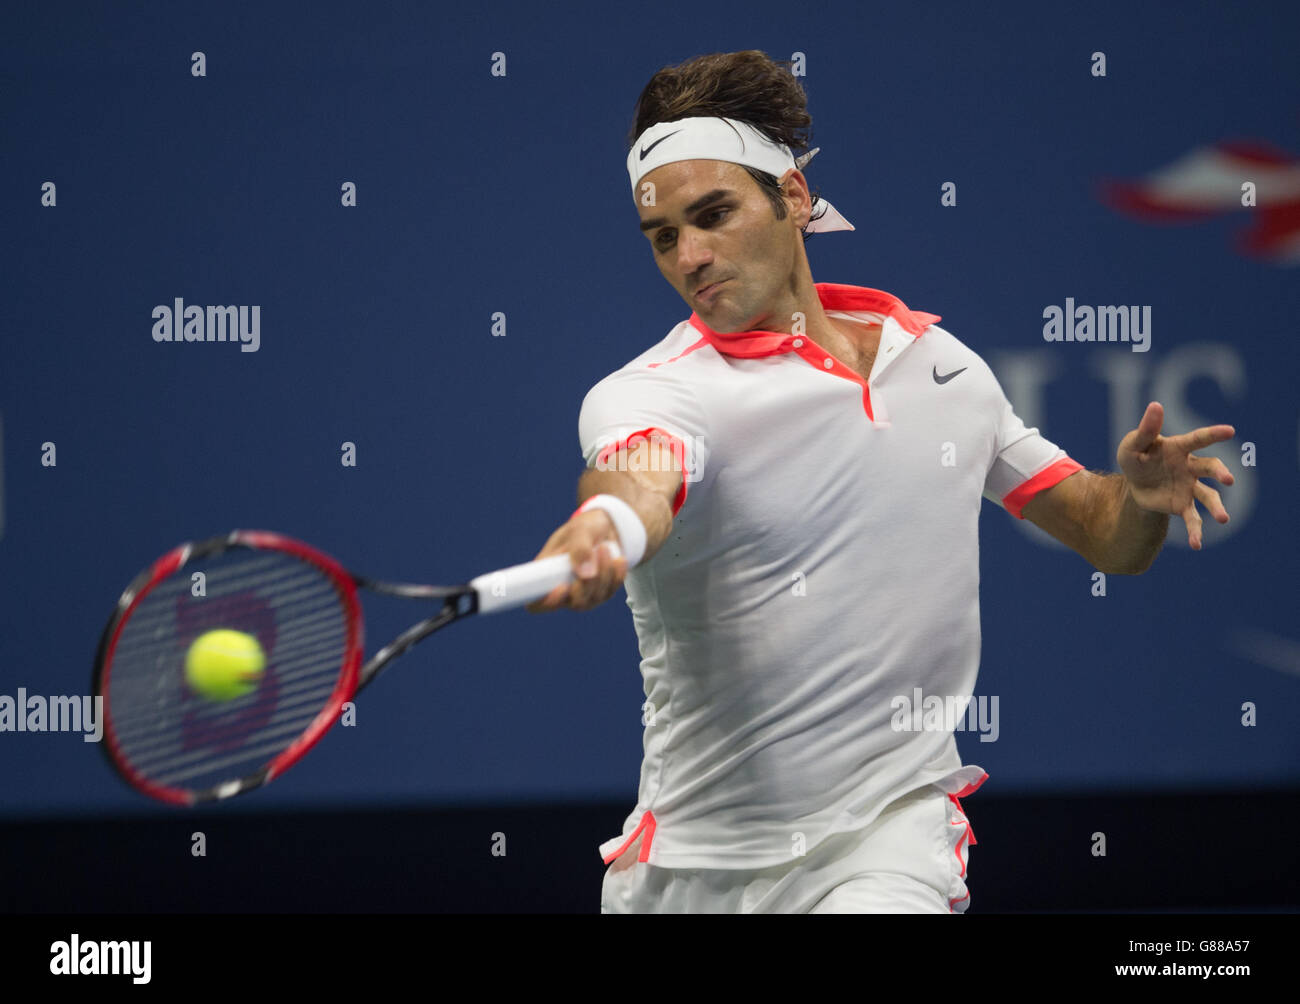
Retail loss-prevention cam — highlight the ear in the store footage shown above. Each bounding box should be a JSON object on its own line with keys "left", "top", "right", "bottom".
{"left": 778, "top": 169, "right": 813, "bottom": 227}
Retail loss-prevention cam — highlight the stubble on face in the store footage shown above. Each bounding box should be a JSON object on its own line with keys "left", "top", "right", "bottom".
{"left": 637, "top": 161, "right": 804, "bottom": 334}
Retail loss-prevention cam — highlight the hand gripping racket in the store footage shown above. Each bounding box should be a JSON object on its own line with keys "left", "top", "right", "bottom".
{"left": 91, "top": 529, "right": 608, "bottom": 806}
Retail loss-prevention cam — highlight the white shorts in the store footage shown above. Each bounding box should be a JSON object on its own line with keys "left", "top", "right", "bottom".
{"left": 599, "top": 784, "right": 978, "bottom": 914}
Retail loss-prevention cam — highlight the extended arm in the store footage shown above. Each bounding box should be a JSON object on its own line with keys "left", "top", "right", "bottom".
{"left": 1022, "top": 401, "right": 1235, "bottom": 575}
{"left": 1023, "top": 469, "right": 1169, "bottom": 574}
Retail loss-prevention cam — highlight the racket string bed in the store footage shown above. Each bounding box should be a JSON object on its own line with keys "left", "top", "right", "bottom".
{"left": 98, "top": 541, "right": 355, "bottom": 802}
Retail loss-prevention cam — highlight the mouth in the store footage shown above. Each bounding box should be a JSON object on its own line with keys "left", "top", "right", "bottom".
{"left": 694, "top": 279, "right": 729, "bottom": 303}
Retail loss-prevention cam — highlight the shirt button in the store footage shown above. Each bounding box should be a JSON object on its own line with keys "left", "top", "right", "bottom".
{"left": 792, "top": 338, "right": 803, "bottom": 348}
{"left": 823, "top": 358, "right": 833, "bottom": 369}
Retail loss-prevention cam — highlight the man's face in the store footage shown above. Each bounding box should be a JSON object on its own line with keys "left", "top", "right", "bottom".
{"left": 636, "top": 160, "right": 803, "bottom": 333}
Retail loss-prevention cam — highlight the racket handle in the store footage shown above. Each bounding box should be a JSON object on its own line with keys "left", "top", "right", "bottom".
{"left": 470, "top": 542, "right": 623, "bottom": 614}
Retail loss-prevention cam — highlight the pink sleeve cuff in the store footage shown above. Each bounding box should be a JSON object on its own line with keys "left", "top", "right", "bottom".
{"left": 591, "top": 427, "right": 688, "bottom": 516}
{"left": 1002, "top": 457, "right": 1084, "bottom": 519}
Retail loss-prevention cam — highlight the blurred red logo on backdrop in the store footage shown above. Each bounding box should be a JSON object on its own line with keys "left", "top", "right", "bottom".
{"left": 1099, "top": 139, "right": 1300, "bottom": 264}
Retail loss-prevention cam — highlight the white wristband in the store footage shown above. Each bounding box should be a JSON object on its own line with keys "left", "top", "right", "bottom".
{"left": 576, "top": 494, "right": 647, "bottom": 569}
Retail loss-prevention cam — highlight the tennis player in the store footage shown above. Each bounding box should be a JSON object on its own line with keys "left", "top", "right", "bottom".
{"left": 527, "top": 50, "right": 1236, "bottom": 914}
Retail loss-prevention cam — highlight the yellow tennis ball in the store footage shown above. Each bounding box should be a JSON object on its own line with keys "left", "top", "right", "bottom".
{"left": 184, "top": 629, "right": 266, "bottom": 701}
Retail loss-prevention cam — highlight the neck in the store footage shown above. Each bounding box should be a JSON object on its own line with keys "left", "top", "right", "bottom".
{"left": 768, "top": 267, "right": 872, "bottom": 354}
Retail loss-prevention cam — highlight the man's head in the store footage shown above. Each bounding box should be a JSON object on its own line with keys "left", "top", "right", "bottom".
{"left": 627, "top": 51, "right": 829, "bottom": 333}
{"left": 634, "top": 157, "right": 815, "bottom": 334}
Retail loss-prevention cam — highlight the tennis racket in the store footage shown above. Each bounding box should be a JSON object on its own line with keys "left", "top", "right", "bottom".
{"left": 91, "top": 529, "right": 609, "bottom": 806}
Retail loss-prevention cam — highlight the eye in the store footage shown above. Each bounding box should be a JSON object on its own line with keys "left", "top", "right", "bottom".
{"left": 654, "top": 229, "right": 676, "bottom": 252}
{"left": 701, "top": 208, "right": 729, "bottom": 226}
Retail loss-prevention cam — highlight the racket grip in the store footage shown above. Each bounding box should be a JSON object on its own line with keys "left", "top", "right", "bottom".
{"left": 470, "top": 542, "right": 623, "bottom": 614}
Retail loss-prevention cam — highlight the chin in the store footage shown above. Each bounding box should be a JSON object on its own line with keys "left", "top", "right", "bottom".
{"left": 696, "top": 302, "right": 744, "bottom": 332}
{"left": 700, "top": 311, "right": 736, "bottom": 332}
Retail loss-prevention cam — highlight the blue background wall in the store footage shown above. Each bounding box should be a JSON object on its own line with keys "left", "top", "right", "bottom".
{"left": 2, "top": 0, "right": 1297, "bottom": 820}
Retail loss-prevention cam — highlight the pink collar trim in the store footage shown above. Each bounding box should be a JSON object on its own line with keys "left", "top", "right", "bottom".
{"left": 687, "top": 283, "right": 940, "bottom": 358}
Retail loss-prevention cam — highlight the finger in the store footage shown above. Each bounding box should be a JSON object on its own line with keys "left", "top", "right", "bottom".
{"left": 526, "top": 581, "right": 570, "bottom": 614}
{"left": 1182, "top": 500, "right": 1203, "bottom": 550}
{"left": 1193, "top": 480, "right": 1230, "bottom": 524}
{"left": 572, "top": 540, "right": 598, "bottom": 580}
{"left": 569, "top": 550, "right": 601, "bottom": 610}
{"left": 1131, "top": 401, "right": 1164, "bottom": 453}
{"left": 572, "top": 542, "right": 627, "bottom": 611}
{"left": 567, "top": 538, "right": 603, "bottom": 607}
{"left": 1190, "top": 454, "right": 1235, "bottom": 485}
{"left": 588, "top": 541, "right": 625, "bottom": 606}
{"left": 595, "top": 547, "right": 628, "bottom": 604}
{"left": 1175, "top": 424, "right": 1235, "bottom": 453}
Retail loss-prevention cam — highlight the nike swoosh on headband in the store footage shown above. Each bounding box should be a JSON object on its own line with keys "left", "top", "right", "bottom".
{"left": 640, "top": 130, "right": 683, "bottom": 161}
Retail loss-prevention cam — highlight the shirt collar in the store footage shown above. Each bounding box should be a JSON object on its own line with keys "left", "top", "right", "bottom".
{"left": 687, "top": 283, "right": 940, "bottom": 358}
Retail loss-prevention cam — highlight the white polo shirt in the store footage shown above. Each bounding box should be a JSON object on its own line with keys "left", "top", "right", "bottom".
{"left": 581, "top": 283, "right": 1082, "bottom": 870}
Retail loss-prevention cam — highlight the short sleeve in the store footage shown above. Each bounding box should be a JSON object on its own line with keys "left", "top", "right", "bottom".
{"left": 578, "top": 367, "right": 709, "bottom": 517}
{"left": 982, "top": 385, "right": 1083, "bottom": 519}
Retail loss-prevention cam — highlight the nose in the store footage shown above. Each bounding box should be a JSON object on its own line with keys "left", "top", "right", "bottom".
{"left": 675, "top": 228, "right": 713, "bottom": 276}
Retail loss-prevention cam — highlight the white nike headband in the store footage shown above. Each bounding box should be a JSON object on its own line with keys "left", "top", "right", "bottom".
{"left": 626, "top": 116, "right": 854, "bottom": 233}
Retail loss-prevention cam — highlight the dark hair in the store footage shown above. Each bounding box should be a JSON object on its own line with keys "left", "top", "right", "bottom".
{"left": 628, "top": 50, "right": 825, "bottom": 235}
